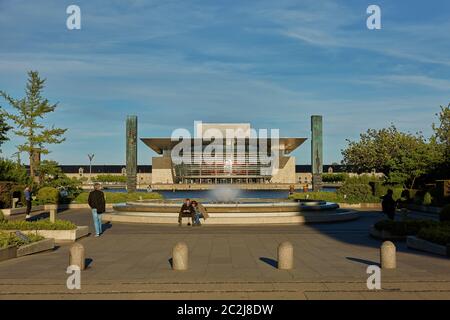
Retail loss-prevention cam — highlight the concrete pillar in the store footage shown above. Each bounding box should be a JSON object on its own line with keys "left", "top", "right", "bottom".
{"left": 69, "top": 243, "right": 85, "bottom": 270}
{"left": 311, "top": 115, "right": 323, "bottom": 192}
{"left": 126, "top": 115, "right": 138, "bottom": 193}
{"left": 278, "top": 241, "right": 294, "bottom": 270}
{"left": 172, "top": 242, "right": 188, "bottom": 271}
{"left": 380, "top": 241, "right": 396, "bottom": 269}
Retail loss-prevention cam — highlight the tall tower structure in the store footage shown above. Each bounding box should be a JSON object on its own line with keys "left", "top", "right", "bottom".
{"left": 311, "top": 115, "right": 323, "bottom": 191}
{"left": 126, "top": 115, "right": 138, "bottom": 192}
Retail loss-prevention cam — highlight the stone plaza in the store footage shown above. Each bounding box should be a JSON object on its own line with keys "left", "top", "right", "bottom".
{"left": 1, "top": 208, "right": 449, "bottom": 300}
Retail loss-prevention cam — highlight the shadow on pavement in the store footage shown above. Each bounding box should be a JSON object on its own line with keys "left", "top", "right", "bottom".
{"left": 260, "top": 257, "right": 278, "bottom": 269}
{"left": 85, "top": 258, "right": 93, "bottom": 269}
{"left": 346, "top": 257, "right": 379, "bottom": 266}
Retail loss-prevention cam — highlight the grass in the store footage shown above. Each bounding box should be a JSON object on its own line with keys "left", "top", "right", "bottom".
{"left": 0, "top": 219, "right": 77, "bottom": 230}
{"left": 0, "top": 231, "right": 45, "bottom": 248}
{"left": 72, "top": 191, "right": 163, "bottom": 204}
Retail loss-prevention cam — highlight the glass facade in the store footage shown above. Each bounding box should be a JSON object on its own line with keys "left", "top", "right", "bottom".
{"left": 172, "top": 139, "right": 274, "bottom": 184}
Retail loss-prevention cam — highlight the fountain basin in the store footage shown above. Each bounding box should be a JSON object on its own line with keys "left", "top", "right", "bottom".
{"left": 104, "top": 199, "right": 358, "bottom": 225}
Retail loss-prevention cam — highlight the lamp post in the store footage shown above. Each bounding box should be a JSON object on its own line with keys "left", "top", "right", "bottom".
{"left": 88, "top": 154, "right": 94, "bottom": 184}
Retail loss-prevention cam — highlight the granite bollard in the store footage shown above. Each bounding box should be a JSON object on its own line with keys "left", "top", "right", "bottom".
{"left": 278, "top": 241, "right": 294, "bottom": 270}
{"left": 69, "top": 243, "right": 85, "bottom": 270}
{"left": 172, "top": 242, "right": 188, "bottom": 271}
{"left": 49, "top": 208, "right": 57, "bottom": 223}
{"left": 380, "top": 241, "right": 396, "bottom": 269}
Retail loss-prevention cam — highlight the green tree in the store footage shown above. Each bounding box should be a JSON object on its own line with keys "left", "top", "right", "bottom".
{"left": 0, "top": 71, "right": 67, "bottom": 181}
{"left": 432, "top": 103, "right": 450, "bottom": 178}
{"left": 0, "top": 108, "right": 12, "bottom": 152}
{"left": 341, "top": 125, "right": 438, "bottom": 189}
{"left": 0, "top": 158, "right": 29, "bottom": 184}
{"left": 37, "top": 160, "right": 81, "bottom": 192}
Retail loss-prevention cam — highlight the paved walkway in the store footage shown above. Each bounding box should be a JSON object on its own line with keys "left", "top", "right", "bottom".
{"left": 0, "top": 209, "right": 449, "bottom": 299}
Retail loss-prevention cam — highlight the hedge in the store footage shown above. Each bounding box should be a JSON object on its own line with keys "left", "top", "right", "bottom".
{"left": 72, "top": 192, "right": 163, "bottom": 204}
{"left": 374, "top": 219, "right": 439, "bottom": 236}
{"left": 289, "top": 191, "right": 379, "bottom": 204}
{"left": 417, "top": 225, "right": 450, "bottom": 246}
{"left": 322, "top": 173, "right": 347, "bottom": 183}
{"left": 0, "top": 219, "right": 77, "bottom": 230}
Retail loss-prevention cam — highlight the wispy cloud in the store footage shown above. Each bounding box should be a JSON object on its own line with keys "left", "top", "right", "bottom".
{"left": 0, "top": 0, "right": 449, "bottom": 164}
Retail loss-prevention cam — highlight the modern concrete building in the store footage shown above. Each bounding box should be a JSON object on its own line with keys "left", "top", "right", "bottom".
{"left": 141, "top": 122, "right": 306, "bottom": 185}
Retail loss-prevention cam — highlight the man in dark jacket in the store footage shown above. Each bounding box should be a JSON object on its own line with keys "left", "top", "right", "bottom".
{"left": 178, "top": 198, "right": 194, "bottom": 226}
{"left": 24, "top": 186, "right": 32, "bottom": 219}
{"left": 381, "top": 189, "right": 397, "bottom": 220}
{"left": 88, "top": 183, "right": 106, "bottom": 236}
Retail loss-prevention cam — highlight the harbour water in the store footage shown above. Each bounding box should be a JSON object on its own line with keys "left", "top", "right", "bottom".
{"left": 103, "top": 188, "right": 337, "bottom": 199}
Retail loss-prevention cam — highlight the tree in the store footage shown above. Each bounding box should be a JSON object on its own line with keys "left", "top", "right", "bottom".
{"left": 0, "top": 158, "right": 29, "bottom": 184}
{"left": 37, "top": 160, "right": 81, "bottom": 192}
{"left": 0, "top": 108, "right": 12, "bottom": 152}
{"left": 341, "top": 125, "right": 439, "bottom": 189}
{"left": 0, "top": 71, "right": 67, "bottom": 181}
{"left": 432, "top": 103, "right": 450, "bottom": 178}
{"left": 433, "top": 103, "right": 450, "bottom": 149}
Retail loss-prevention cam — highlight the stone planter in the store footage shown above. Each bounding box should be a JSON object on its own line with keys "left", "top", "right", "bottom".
{"left": 407, "top": 236, "right": 450, "bottom": 257}
{"left": 0, "top": 245, "right": 17, "bottom": 262}
{"left": 17, "top": 238, "right": 55, "bottom": 257}
{"left": 13, "top": 226, "right": 89, "bottom": 243}
{"left": 369, "top": 226, "right": 406, "bottom": 241}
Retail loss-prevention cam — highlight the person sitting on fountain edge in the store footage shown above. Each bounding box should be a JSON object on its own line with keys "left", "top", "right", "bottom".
{"left": 192, "top": 200, "right": 209, "bottom": 226}
{"left": 178, "top": 198, "right": 195, "bottom": 226}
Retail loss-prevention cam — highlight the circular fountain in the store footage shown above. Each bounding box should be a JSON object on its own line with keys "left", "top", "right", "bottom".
{"left": 103, "top": 187, "right": 358, "bottom": 225}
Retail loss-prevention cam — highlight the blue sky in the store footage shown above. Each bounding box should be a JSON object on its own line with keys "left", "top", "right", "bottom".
{"left": 0, "top": 0, "right": 449, "bottom": 165}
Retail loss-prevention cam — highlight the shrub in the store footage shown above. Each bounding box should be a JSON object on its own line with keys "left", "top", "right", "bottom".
{"left": 0, "top": 219, "right": 77, "bottom": 230}
{"left": 374, "top": 219, "right": 439, "bottom": 236}
{"left": 417, "top": 225, "right": 450, "bottom": 246}
{"left": 0, "top": 181, "right": 14, "bottom": 209}
{"left": 337, "top": 183, "right": 374, "bottom": 202}
{"left": 72, "top": 191, "right": 163, "bottom": 204}
{"left": 422, "top": 192, "right": 432, "bottom": 206}
{"left": 36, "top": 187, "right": 60, "bottom": 204}
{"left": 0, "top": 210, "right": 4, "bottom": 221}
{"left": 440, "top": 204, "right": 450, "bottom": 222}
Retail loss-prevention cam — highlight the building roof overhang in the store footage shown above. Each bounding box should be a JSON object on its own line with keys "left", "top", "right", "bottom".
{"left": 140, "top": 137, "right": 307, "bottom": 155}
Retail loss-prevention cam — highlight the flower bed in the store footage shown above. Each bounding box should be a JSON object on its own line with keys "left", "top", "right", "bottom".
{"left": 0, "top": 231, "right": 44, "bottom": 248}
{"left": 0, "top": 232, "right": 55, "bottom": 260}
{"left": 0, "top": 219, "right": 77, "bottom": 230}
{"left": 0, "top": 219, "right": 87, "bottom": 242}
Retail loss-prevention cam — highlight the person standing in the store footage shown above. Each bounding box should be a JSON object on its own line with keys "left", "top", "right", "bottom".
{"left": 88, "top": 183, "right": 106, "bottom": 237}
{"left": 381, "top": 189, "right": 397, "bottom": 220}
{"left": 24, "top": 186, "right": 32, "bottom": 219}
